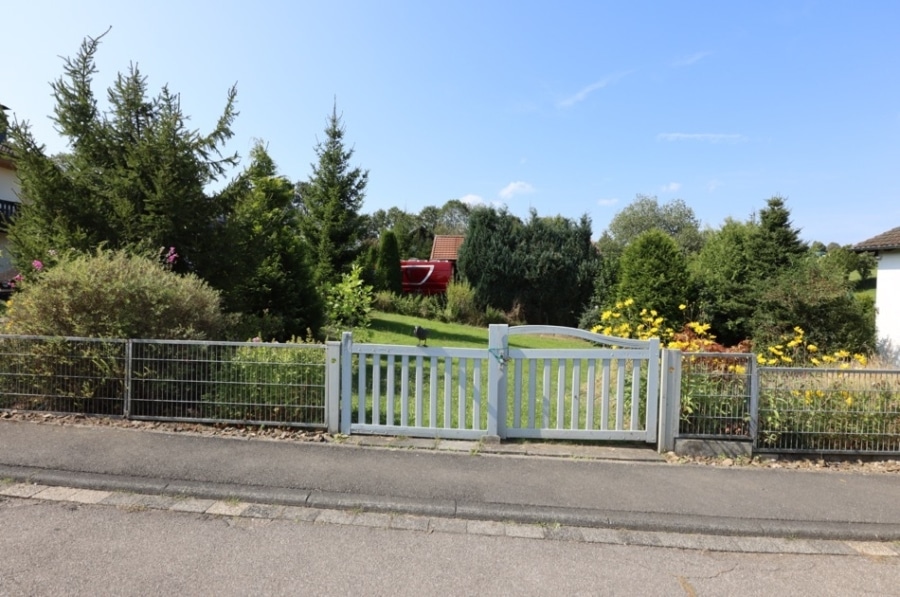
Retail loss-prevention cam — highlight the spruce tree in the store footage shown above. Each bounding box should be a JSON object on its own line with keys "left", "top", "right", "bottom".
{"left": 296, "top": 102, "right": 369, "bottom": 286}
{"left": 8, "top": 31, "right": 238, "bottom": 273}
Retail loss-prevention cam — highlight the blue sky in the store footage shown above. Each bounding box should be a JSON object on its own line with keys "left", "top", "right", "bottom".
{"left": 6, "top": 1, "right": 899, "bottom": 245}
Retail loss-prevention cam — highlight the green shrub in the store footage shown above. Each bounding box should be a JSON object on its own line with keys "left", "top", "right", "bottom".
{"left": 443, "top": 279, "right": 479, "bottom": 324}
{"left": 4, "top": 249, "right": 226, "bottom": 339}
{"left": 205, "top": 337, "right": 327, "bottom": 424}
{"left": 372, "top": 290, "right": 398, "bottom": 313}
{"left": 325, "top": 264, "right": 373, "bottom": 330}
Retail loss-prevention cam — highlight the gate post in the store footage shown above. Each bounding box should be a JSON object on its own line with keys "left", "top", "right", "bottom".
{"left": 486, "top": 324, "right": 508, "bottom": 439}
{"left": 340, "top": 332, "right": 353, "bottom": 435}
{"left": 325, "top": 341, "right": 341, "bottom": 434}
{"left": 657, "top": 348, "right": 682, "bottom": 453}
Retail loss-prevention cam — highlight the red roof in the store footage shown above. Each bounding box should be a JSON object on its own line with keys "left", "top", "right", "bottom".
{"left": 430, "top": 235, "right": 464, "bottom": 261}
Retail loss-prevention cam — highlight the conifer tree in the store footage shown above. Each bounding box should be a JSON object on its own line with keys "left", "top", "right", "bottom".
{"left": 375, "top": 230, "right": 402, "bottom": 294}
{"left": 7, "top": 30, "right": 238, "bottom": 273}
{"left": 296, "top": 102, "right": 368, "bottom": 285}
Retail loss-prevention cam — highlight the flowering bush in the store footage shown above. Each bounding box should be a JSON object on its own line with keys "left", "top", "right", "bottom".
{"left": 4, "top": 248, "right": 225, "bottom": 339}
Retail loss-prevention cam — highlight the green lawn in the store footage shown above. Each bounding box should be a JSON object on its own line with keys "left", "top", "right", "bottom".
{"left": 364, "top": 311, "right": 595, "bottom": 349}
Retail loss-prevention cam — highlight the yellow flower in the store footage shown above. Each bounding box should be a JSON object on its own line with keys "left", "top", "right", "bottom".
{"left": 853, "top": 354, "right": 868, "bottom": 366}
{"left": 678, "top": 304, "right": 687, "bottom": 311}
{"left": 810, "top": 357, "right": 821, "bottom": 366}
{"left": 822, "top": 355, "right": 836, "bottom": 363}
{"left": 601, "top": 310, "right": 613, "bottom": 321}
{"left": 793, "top": 326, "right": 804, "bottom": 335}
{"left": 834, "top": 350, "right": 850, "bottom": 359}
{"left": 650, "top": 309, "right": 658, "bottom": 317}
{"left": 845, "top": 395, "right": 854, "bottom": 407}
{"left": 806, "top": 344, "right": 818, "bottom": 353}
{"left": 780, "top": 355, "right": 792, "bottom": 363}
{"left": 734, "top": 365, "right": 746, "bottom": 375}
{"left": 757, "top": 354, "right": 766, "bottom": 364}
{"left": 623, "top": 298, "right": 635, "bottom": 307}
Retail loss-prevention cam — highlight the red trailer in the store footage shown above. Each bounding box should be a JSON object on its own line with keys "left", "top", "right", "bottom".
{"left": 400, "top": 260, "right": 453, "bottom": 295}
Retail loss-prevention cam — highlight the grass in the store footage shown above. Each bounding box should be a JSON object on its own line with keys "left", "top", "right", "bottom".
{"left": 366, "top": 311, "right": 595, "bottom": 349}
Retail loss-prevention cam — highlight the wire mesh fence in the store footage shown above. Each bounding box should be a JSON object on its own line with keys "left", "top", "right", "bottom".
{"left": 678, "top": 352, "right": 754, "bottom": 438}
{"left": 0, "top": 335, "right": 127, "bottom": 415}
{"left": 0, "top": 335, "right": 328, "bottom": 428}
{"left": 757, "top": 367, "right": 900, "bottom": 454}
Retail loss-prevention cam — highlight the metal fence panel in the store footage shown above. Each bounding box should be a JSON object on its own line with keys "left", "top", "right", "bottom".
{"left": 129, "top": 339, "right": 327, "bottom": 427}
{"left": 679, "top": 352, "right": 753, "bottom": 439}
{"left": 757, "top": 367, "right": 900, "bottom": 454}
{"left": 0, "top": 335, "right": 127, "bottom": 416}
{"left": 0, "top": 335, "right": 329, "bottom": 429}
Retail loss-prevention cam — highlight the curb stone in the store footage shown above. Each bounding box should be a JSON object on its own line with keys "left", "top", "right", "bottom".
{"left": 2, "top": 481, "right": 898, "bottom": 557}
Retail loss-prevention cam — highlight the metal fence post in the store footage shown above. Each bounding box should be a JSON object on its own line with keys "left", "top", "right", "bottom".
{"left": 486, "top": 324, "right": 508, "bottom": 439}
{"left": 124, "top": 339, "right": 133, "bottom": 419}
{"left": 325, "top": 341, "right": 341, "bottom": 434}
{"left": 749, "top": 356, "right": 760, "bottom": 450}
{"left": 340, "top": 332, "right": 353, "bottom": 435}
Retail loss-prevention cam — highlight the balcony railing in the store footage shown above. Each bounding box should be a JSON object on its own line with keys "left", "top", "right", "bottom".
{"left": 0, "top": 199, "right": 18, "bottom": 221}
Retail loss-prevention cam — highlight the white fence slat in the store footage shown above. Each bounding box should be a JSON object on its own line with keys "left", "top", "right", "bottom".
{"left": 631, "top": 360, "right": 641, "bottom": 431}
{"left": 527, "top": 362, "right": 537, "bottom": 429}
{"left": 400, "top": 355, "right": 410, "bottom": 426}
{"left": 586, "top": 360, "right": 596, "bottom": 430}
{"left": 513, "top": 360, "right": 523, "bottom": 428}
{"left": 556, "top": 360, "right": 566, "bottom": 429}
{"left": 542, "top": 359, "right": 551, "bottom": 429}
{"left": 601, "top": 359, "right": 611, "bottom": 430}
{"left": 429, "top": 357, "right": 438, "bottom": 428}
{"left": 616, "top": 359, "right": 626, "bottom": 431}
{"left": 571, "top": 360, "right": 581, "bottom": 430}
{"left": 387, "top": 355, "right": 396, "bottom": 426}
{"left": 458, "top": 359, "right": 467, "bottom": 429}
{"left": 415, "top": 356, "right": 424, "bottom": 428}
{"left": 372, "top": 355, "right": 381, "bottom": 426}
{"left": 473, "top": 359, "right": 482, "bottom": 430}
{"left": 443, "top": 359, "right": 452, "bottom": 428}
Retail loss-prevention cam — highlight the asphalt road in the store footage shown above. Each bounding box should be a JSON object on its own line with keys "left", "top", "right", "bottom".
{"left": 1, "top": 497, "right": 898, "bottom": 596}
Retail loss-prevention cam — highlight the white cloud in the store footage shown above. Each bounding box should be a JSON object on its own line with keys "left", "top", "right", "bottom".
{"left": 657, "top": 133, "right": 747, "bottom": 143}
{"left": 661, "top": 182, "right": 682, "bottom": 193}
{"left": 597, "top": 198, "right": 619, "bottom": 207}
{"left": 558, "top": 72, "right": 631, "bottom": 108}
{"left": 673, "top": 51, "right": 711, "bottom": 67}
{"left": 499, "top": 181, "right": 535, "bottom": 200}
{"left": 459, "top": 194, "right": 485, "bottom": 205}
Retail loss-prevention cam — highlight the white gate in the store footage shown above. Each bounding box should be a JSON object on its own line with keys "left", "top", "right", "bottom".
{"left": 340, "top": 325, "right": 661, "bottom": 444}
{"left": 491, "top": 325, "right": 660, "bottom": 442}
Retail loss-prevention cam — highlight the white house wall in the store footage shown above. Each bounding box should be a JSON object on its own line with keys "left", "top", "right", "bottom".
{"left": 876, "top": 251, "right": 900, "bottom": 355}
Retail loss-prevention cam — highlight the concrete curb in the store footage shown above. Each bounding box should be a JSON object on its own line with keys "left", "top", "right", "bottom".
{"left": 2, "top": 477, "right": 898, "bottom": 558}
{"left": 3, "top": 464, "right": 900, "bottom": 544}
